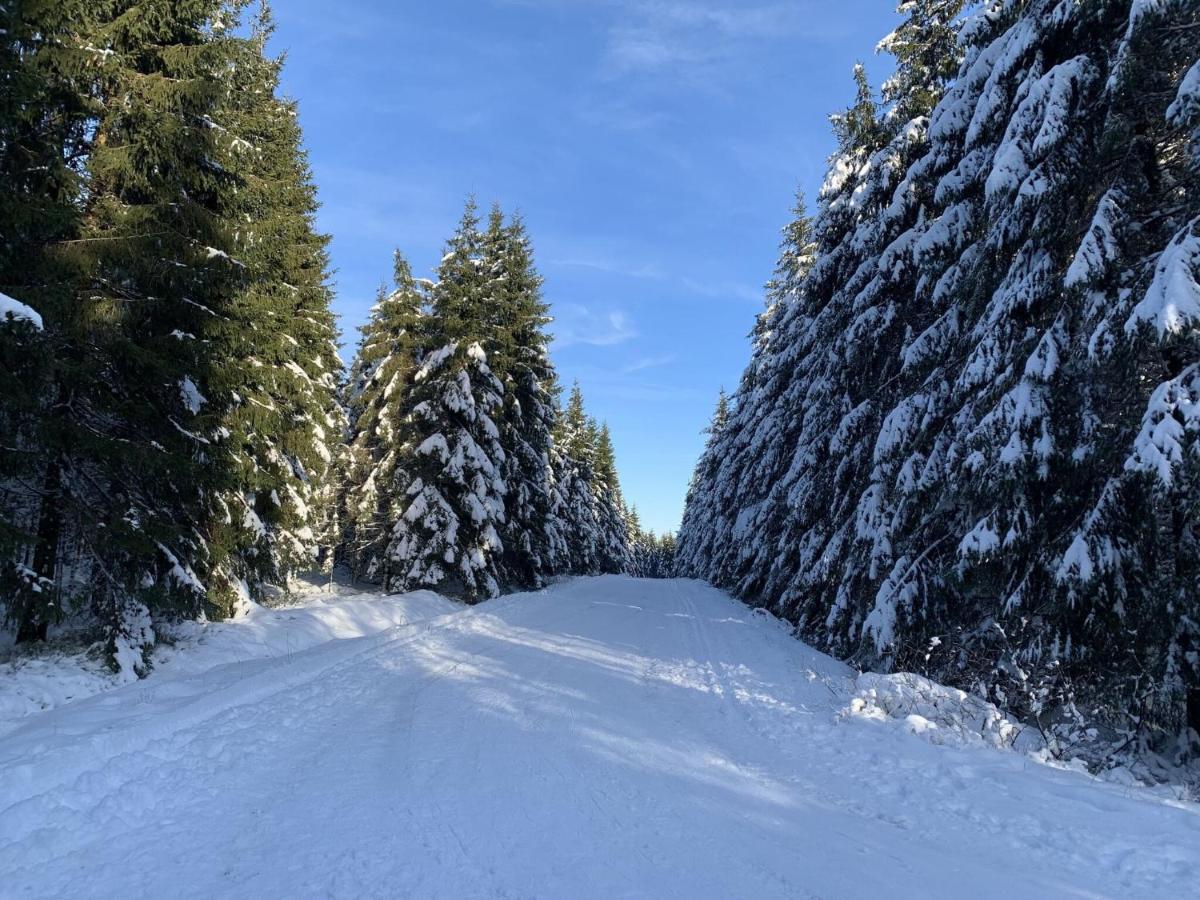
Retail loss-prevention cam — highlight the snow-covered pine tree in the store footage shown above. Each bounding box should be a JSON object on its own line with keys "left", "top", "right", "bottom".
{"left": 621, "top": 504, "right": 645, "bottom": 576}
{"left": 549, "top": 383, "right": 602, "bottom": 575}
{"left": 592, "top": 423, "right": 631, "bottom": 573}
{"left": 877, "top": 0, "right": 966, "bottom": 125}
{"left": 681, "top": 3, "right": 959, "bottom": 620}
{"left": 0, "top": 0, "right": 251, "bottom": 671}
{"left": 841, "top": 0, "right": 1200, "bottom": 750}
{"left": 676, "top": 389, "right": 729, "bottom": 577}
{"left": 342, "top": 256, "right": 425, "bottom": 582}
{"left": 480, "top": 208, "right": 559, "bottom": 588}
{"left": 202, "top": 5, "right": 344, "bottom": 614}
{"left": 707, "top": 196, "right": 817, "bottom": 592}
{"left": 385, "top": 201, "right": 508, "bottom": 601}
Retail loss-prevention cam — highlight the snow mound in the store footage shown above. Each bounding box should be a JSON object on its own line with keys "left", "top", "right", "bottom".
{"left": 843, "top": 671, "right": 1042, "bottom": 752}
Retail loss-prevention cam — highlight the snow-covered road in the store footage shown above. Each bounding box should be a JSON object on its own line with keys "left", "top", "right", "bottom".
{"left": 1, "top": 576, "right": 1196, "bottom": 898}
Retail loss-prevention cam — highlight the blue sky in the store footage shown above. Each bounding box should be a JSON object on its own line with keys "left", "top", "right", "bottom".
{"left": 273, "top": 0, "right": 900, "bottom": 535}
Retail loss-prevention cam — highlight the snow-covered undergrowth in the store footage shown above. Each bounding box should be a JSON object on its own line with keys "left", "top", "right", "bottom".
{"left": 842, "top": 670, "right": 1198, "bottom": 797}
{"left": 843, "top": 671, "right": 1041, "bottom": 752}
{"left": 0, "top": 584, "right": 455, "bottom": 737}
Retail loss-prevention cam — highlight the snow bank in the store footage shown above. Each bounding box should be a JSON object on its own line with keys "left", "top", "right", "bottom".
{"left": 843, "top": 671, "right": 1042, "bottom": 752}
{"left": 0, "top": 586, "right": 456, "bottom": 736}
{"left": 0, "top": 291, "right": 42, "bottom": 329}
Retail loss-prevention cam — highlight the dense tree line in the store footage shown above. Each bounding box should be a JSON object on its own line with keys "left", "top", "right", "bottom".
{"left": 0, "top": 2, "right": 635, "bottom": 672}
{"left": 678, "top": 0, "right": 1200, "bottom": 763}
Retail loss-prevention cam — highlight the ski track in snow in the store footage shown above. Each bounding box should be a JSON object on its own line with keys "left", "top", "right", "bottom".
{"left": 0, "top": 576, "right": 1196, "bottom": 899}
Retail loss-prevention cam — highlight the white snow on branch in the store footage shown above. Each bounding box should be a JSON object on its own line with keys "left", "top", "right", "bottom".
{"left": 1065, "top": 189, "right": 1125, "bottom": 288}
{"left": 179, "top": 377, "right": 207, "bottom": 414}
{"left": 1125, "top": 364, "right": 1200, "bottom": 486}
{"left": 0, "top": 291, "right": 43, "bottom": 329}
{"left": 1166, "top": 59, "right": 1200, "bottom": 127}
{"left": 1125, "top": 219, "right": 1200, "bottom": 336}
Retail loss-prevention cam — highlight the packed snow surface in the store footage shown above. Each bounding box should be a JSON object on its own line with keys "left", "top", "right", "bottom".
{"left": 0, "top": 586, "right": 455, "bottom": 736}
{"left": 1, "top": 577, "right": 1196, "bottom": 898}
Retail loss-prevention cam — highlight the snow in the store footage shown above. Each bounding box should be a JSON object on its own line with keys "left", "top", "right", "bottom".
{"left": 0, "top": 583, "right": 455, "bottom": 737}
{"left": 178, "top": 376, "right": 206, "bottom": 414}
{"left": 1065, "top": 188, "right": 1125, "bottom": 288}
{"left": 0, "top": 291, "right": 42, "bottom": 329}
{"left": 844, "top": 671, "right": 1034, "bottom": 751}
{"left": 1126, "top": 219, "right": 1200, "bottom": 336}
{"left": 1125, "top": 364, "right": 1200, "bottom": 485}
{"left": 1167, "top": 59, "right": 1200, "bottom": 127}
{"left": 0, "top": 577, "right": 1196, "bottom": 898}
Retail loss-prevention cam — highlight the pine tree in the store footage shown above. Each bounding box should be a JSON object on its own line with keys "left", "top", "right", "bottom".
{"left": 0, "top": 1, "right": 88, "bottom": 621}
{"left": 832, "top": 63, "right": 887, "bottom": 153}
{"left": 481, "top": 208, "right": 558, "bottom": 588}
{"left": 592, "top": 423, "right": 631, "bottom": 573}
{"left": 1, "top": 0, "right": 252, "bottom": 671}
{"left": 676, "top": 389, "right": 729, "bottom": 577}
{"left": 877, "top": 0, "right": 965, "bottom": 124}
{"left": 342, "top": 256, "right": 425, "bottom": 582}
{"left": 202, "top": 4, "right": 344, "bottom": 614}
{"left": 550, "top": 382, "right": 602, "bottom": 575}
{"left": 385, "top": 201, "right": 508, "bottom": 601}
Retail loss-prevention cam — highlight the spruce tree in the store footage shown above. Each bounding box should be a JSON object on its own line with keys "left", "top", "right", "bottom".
{"left": 202, "top": 5, "right": 344, "bottom": 613}
{"left": 0, "top": 1, "right": 88, "bottom": 623}
{"left": 593, "top": 423, "right": 631, "bottom": 573}
{"left": 680, "top": 0, "right": 1200, "bottom": 754}
{"left": 877, "top": 0, "right": 965, "bottom": 124}
{"left": 676, "top": 389, "right": 729, "bottom": 577}
{"left": 342, "top": 256, "right": 425, "bottom": 582}
{"left": 1, "top": 0, "right": 251, "bottom": 671}
{"left": 385, "top": 201, "right": 508, "bottom": 601}
{"left": 550, "top": 382, "right": 602, "bottom": 575}
{"left": 481, "top": 208, "right": 558, "bottom": 588}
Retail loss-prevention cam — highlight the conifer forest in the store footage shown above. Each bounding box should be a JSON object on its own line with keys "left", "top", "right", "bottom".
{"left": 1, "top": 2, "right": 1199, "bottom": 898}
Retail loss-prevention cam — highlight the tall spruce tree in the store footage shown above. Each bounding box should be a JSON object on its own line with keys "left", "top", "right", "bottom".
{"left": 593, "top": 423, "right": 631, "bottom": 574}
{"left": 0, "top": 1, "right": 87, "bottom": 619}
{"left": 342, "top": 256, "right": 425, "bottom": 582}
{"left": 0, "top": 0, "right": 252, "bottom": 672}
{"left": 385, "top": 201, "right": 508, "bottom": 601}
{"left": 676, "top": 389, "right": 729, "bottom": 577}
{"left": 877, "top": 0, "right": 966, "bottom": 124}
{"left": 202, "top": 5, "right": 344, "bottom": 614}
{"left": 550, "top": 382, "right": 602, "bottom": 575}
{"left": 480, "top": 208, "right": 558, "bottom": 588}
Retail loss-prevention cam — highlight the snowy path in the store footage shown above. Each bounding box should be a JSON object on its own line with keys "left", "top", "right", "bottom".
{"left": 1, "top": 577, "right": 1196, "bottom": 898}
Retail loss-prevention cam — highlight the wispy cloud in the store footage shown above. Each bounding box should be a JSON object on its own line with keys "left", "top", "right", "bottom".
{"left": 553, "top": 304, "right": 639, "bottom": 348}
{"left": 622, "top": 353, "right": 677, "bottom": 374}
{"left": 602, "top": 2, "right": 802, "bottom": 76}
{"left": 681, "top": 277, "right": 763, "bottom": 304}
{"left": 548, "top": 255, "right": 664, "bottom": 280}
{"left": 494, "top": 0, "right": 808, "bottom": 82}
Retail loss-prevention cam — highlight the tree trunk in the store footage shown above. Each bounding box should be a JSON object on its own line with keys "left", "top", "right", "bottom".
{"left": 15, "top": 458, "right": 62, "bottom": 644}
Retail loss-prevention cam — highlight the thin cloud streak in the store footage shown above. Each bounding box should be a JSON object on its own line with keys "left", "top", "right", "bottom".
{"left": 554, "top": 305, "right": 639, "bottom": 348}
{"left": 622, "top": 353, "right": 677, "bottom": 374}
